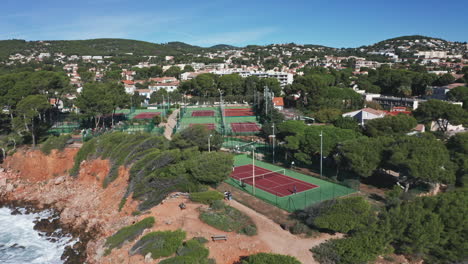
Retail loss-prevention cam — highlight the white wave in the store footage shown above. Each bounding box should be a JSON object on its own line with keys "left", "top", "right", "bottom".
{"left": 0, "top": 207, "right": 78, "bottom": 264}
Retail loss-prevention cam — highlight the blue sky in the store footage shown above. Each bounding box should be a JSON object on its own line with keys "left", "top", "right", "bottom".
{"left": 2, "top": 0, "right": 467, "bottom": 47}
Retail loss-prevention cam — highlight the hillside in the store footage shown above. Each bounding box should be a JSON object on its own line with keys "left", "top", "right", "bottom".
{"left": 0, "top": 38, "right": 211, "bottom": 59}
{"left": 361, "top": 35, "right": 467, "bottom": 54}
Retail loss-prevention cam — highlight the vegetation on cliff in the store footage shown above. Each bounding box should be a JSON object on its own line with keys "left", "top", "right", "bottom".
{"left": 199, "top": 200, "right": 257, "bottom": 236}
{"left": 104, "top": 216, "right": 155, "bottom": 255}
{"left": 40, "top": 134, "right": 71, "bottom": 155}
{"left": 241, "top": 253, "right": 301, "bottom": 264}
{"left": 130, "top": 230, "right": 186, "bottom": 259}
{"left": 160, "top": 238, "right": 213, "bottom": 264}
{"left": 189, "top": 190, "right": 224, "bottom": 204}
{"left": 70, "top": 131, "right": 233, "bottom": 210}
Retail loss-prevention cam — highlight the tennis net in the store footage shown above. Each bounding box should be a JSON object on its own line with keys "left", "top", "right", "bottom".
{"left": 238, "top": 169, "right": 286, "bottom": 184}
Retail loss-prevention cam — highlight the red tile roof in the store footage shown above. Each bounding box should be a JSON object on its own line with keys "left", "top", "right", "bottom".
{"left": 121, "top": 80, "right": 135, "bottom": 85}
{"left": 272, "top": 97, "right": 284, "bottom": 106}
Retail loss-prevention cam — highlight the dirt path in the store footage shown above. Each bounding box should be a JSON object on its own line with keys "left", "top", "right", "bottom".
{"left": 163, "top": 108, "right": 179, "bottom": 139}
{"left": 228, "top": 199, "right": 341, "bottom": 264}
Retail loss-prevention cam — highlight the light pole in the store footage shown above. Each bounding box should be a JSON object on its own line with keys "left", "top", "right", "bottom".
{"left": 271, "top": 123, "right": 275, "bottom": 164}
{"left": 319, "top": 130, "right": 323, "bottom": 177}
{"left": 208, "top": 134, "right": 212, "bottom": 152}
{"left": 252, "top": 145, "right": 256, "bottom": 195}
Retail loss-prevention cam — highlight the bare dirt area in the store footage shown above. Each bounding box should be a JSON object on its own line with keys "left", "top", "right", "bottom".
{"left": 228, "top": 199, "right": 341, "bottom": 264}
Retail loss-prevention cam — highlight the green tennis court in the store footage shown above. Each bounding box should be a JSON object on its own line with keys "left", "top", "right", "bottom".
{"left": 225, "top": 154, "right": 357, "bottom": 212}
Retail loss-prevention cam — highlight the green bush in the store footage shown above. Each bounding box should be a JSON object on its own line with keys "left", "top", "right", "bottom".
{"left": 310, "top": 197, "right": 375, "bottom": 233}
{"left": 199, "top": 202, "right": 257, "bottom": 236}
{"left": 241, "top": 253, "right": 301, "bottom": 264}
{"left": 192, "top": 237, "right": 209, "bottom": 244}
{"left": 130, "top": 230, "right": 186, "bottom": 259}
{"left": 104, "top": 217, "right": 155, "bottom": 255}
{"left": 190, "top": 191, "right": 224, "bottom": 204}
{"left": 41, "top": 134, "right": 71, "bottom": 155}
{"left": 159, "top": 238, "right": 210, "bottom": 264}
{"left": 69, "top": 137, "right": 97, "bottom": 176}
{"left": 289, "top": 222, "right": 309, "bottom": 235}
{"left": 210, "top": 200, "right": 225, "bottom": 210}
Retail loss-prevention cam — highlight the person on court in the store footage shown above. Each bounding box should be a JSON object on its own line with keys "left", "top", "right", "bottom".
{"left": 293, "top": 184, "right": 297, "bottom": 194}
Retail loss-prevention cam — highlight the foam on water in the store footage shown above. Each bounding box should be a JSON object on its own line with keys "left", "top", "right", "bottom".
{"left": 0, "top": 207, "right": 78, "bottom": 264}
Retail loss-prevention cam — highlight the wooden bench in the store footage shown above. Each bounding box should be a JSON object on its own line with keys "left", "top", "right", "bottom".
{"left": 211, "top": 235, "right": 227, "bottom": 241}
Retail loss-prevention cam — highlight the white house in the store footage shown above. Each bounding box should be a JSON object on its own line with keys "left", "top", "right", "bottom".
{"left": 342, "top": 108, "right": 387, "bottom": 126}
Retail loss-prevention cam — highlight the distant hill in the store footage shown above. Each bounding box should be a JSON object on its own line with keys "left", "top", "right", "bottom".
{"left": 0, "top": 39, "right": 211, "bottom": 59}
{"left": 362, "top": 35, "right": 467, "bottom": 54}
{"left": 210, "top": 44, "right": 238, "bottom": 50}
{"left": 0, "top": 35, "right": 465, "bottom": 60}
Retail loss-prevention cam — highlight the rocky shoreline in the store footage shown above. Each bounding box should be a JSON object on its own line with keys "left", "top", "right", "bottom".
{"left": 0, "top": 148, "right": 140, "bottom": 264}
{"left": 0, "top": 199, "right": 91, "bottom": 264}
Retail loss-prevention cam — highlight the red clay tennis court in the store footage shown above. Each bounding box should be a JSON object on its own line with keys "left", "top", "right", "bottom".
{"left": 191, "top": 110, "right": 215, "bottom": 117}
{"left": 224, "top": 108, "right": 254, "bottom": 117}
{"left": 189, "top": 123, "right": 216, "bottom": 130}
{"left": 230, "top": 165, "right": 318, "bottom": 197}
{"left": 133, "top": 112, "right": 161, "bottom": 119}
{"left": 230, "top": 122, "right": 261, "bottom": 133}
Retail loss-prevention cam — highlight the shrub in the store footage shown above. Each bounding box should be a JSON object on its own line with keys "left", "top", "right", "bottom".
{"left": 199, "top": 202, "right": 257, "bottom": 236}
{"left": 104, "top": 217, "right": 155, "bottom": 255}
{"left": 190, "top": 191, "right": 224, "bottom": 204}
{"left": 310, "top": 197, "right": 375, "bottom": 233}
{"left": 41, "top": 134, "right": 72, "bottom": 155}
{"left": 210, "top": 200, "right": 225, "bottom": 210}
{"left": 241, "top": 225, "right": 257, "bottom": 236}
{"left": 241, "top": 253, "right": 301, "bottom": 264}
{"left": 192, "top": 237, "right": 208, "bottom": 244}
{"left": 70, "top": 137, "right": 97, "bottom": 176}
{"left": 130, "top": 230, "right": 186, "bottom": 259}
{"left": 290, "top": 222, "right": 309, "bottom": 235}
{"left": 159, "top": 238, "right": 210, "bottom": 264}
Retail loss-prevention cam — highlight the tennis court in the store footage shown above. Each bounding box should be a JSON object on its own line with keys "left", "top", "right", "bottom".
{"left": 231, "top": 165, "right": 318, "bottom": 197}
{"left": 230, "top": 122, "right": 261, "bottom": 133}
{"left": 189, "top": 123, "right": 216, "bottom": 130}
{"left": 192, "top": 110, "right": 215, "bottom": 117}
{"left": 225, "top": 155, "right": 357, "bottom": 212}
{"left": 224, "top": 108, "right": 254, "bottom": 117}
{"left": 133, "top": 112, "right": 161, "bottom": 119}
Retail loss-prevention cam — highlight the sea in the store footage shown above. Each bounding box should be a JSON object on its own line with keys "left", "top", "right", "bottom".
{"left": 0, "top": 207, "right": 77, "bottom": 264}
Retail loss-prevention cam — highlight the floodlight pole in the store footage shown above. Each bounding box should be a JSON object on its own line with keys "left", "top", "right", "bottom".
{"left": 208, "top": 134, "right": 212, "bottom": 152}
{"left": 320, "top": 130, "right": 323, "bottom": 177}
{"left": 272, "top": 123, "right": 275, "bottom": 164}
{"left": 252, "top": 145, "right": 256, "bottom": 195}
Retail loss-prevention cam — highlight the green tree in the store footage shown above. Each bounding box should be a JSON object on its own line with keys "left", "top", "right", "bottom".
{"left": 365, "top": 114, "right": 417, "bottom": 137}
{"left": 313, "top": 108, "right": 342, "bottom": 123}
{"left": 75, "top": 83, "right": 113, "bottom": 128}
{"left": 385, "top": 136, "right": 456, "bottom": 191}
{"left": 285, "top": 125, "right": 359, "bottom": 164}
{"left": 218, "top": 74, "right": 243, "bottom": 95}
{"left": 183, "top": 65, "right": 194, "bottom": 73}
{"left": 164, "top": 66, "right": 181, "bottom": 78}
{"left": 189, "top": 152, "right": 233, "bottom": 184}
{"left": 312, "top": 197, "right": 375, "bottom": 233}
{"left": 259, "top": 77, "right": 281, "bottom": 96}
{"left": 336, "top": 136, "right": 393, "bottom": 178}
{"left": 446, "top": 86, "right": 468, "bottom": 109}
{"left": 414, "top": 100, "right": 468, "bottom": 132}
{"left": 172, "top": 125, "right": 223, "bottom": 151}
{"left": 433, "top": 73, "right": 455, "bottom": 86}
{"left": 14, "top": 94, "right": 50, "bottom": 147}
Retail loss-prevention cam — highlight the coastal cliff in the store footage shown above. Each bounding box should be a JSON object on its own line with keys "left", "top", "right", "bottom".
{"left": 0, "top": 147, "right": 140, "bottom": 263}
